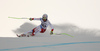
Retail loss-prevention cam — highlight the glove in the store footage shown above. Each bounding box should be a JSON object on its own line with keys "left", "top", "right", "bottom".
{"left": 50, "top": 31, "right": 53, "bottom": 35}
{"left": 29, "top": 18, "right": 33, "bottom": 21}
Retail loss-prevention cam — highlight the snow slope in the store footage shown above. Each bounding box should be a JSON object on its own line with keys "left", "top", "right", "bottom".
{"left": 0, "top": 35, "right": 100, "bottom": 51}
{"left": 0, "top": 22, "right": 100, "bottom": 51}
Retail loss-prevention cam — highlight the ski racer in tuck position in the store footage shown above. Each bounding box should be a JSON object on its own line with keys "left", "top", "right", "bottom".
{"left": 17, "top": 14, "right": 54, "bottom": 37}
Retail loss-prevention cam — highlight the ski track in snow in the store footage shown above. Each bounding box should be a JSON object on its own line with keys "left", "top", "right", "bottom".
{"left": 0, "top": 41, "right": 100, "bottom": 51}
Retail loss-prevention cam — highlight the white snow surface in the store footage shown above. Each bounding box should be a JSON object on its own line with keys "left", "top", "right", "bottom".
{"left": 0, "top": 34, "right": 100, "bottom": 51}
{"left": 0, "top": 22, "right": 100, "bottom": 51}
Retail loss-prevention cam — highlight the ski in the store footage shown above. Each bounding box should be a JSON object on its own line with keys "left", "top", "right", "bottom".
{"left": 16, "top": 34, "right": 30, "bottom": 37}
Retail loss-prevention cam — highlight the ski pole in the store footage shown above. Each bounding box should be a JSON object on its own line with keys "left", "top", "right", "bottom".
{"left": 8, "top": 17, "right": 29, "bottom": 19}
{"left": 54, "top": 33, "right": 74, "bottom": 37}
{"left": 61, "top": 33, "right": 74, "bottom": 37}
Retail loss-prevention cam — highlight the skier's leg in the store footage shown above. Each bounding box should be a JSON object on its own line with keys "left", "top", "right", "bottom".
{"left": 40, "top": 29, "right": 46, "bottom": 33}
{"left": 31, "top": 25, "right": 41, "bottom": 36}
{"left": 31, "top": 28, "right": 36, "bottom": 36}
{"left": 18, "top": 30, "right": 33, "bottom": 37}
{"left": 24, "top": 30, "right": 33, "bottom": 35}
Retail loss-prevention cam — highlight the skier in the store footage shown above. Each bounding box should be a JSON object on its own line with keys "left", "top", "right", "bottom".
{"left": 17, "top": 14, "right": 54, "bottom": 37}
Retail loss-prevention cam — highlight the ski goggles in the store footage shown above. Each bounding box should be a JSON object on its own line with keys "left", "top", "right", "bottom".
{"left": 42, "top": 17, "right": 47, "bottom": 19}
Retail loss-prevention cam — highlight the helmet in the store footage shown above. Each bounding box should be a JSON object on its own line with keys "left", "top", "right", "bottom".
{"left": 42, "top": 14, "right": 48, "bottom": 19}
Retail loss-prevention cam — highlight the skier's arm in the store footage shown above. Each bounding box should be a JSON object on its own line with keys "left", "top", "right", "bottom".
{"left": 29, "top": 18, "right": 41, "bottom": 21}
{"left": 48, "top": 21, "right": 54, "bottom": 35}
